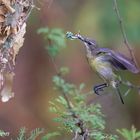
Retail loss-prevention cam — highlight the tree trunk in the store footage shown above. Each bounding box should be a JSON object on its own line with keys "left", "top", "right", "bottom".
{"left": 0, "top": 0, "right": 33, "bottom": 102}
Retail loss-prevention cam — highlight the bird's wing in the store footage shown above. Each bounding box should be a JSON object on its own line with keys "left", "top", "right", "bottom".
{"left": 93, "top": 47, "right": 139, "bottom": 74}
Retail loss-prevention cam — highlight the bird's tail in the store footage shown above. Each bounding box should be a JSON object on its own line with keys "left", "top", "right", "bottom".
{"left": 115, "top": 86, "right": 124, "bottom": 104}
{"left": 111, "top": 80, "right": 124, "bottom": 104}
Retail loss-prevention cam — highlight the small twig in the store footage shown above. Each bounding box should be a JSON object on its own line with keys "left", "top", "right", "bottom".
{"left": 22, "top": 0, "right": 34, "bottom": 22}
{"left": 113, "top": 0, "right": 139, "bottom": 69}
{"left": 47, "top": 39, "right": 59, "bottom": 74}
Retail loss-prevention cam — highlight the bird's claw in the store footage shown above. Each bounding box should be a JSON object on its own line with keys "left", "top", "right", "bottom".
{"left": 93, "top": 86, "right": 104, "bottom": 95}
{"left": 93, "top": 83, "right": 108, "bottom": 95}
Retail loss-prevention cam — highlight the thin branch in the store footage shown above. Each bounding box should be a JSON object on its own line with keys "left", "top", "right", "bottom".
{"left": 47, "top": 41, "right": 89, "bottom": 140}
{"left": 47, "top": 39, "right": 59, "bottom": 74}
{"left": 113, "top": 0, "right": 139, "bottom": 69}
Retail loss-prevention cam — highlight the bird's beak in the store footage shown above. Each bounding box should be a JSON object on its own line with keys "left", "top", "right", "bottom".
{"left": 66, "top": 32, "right": 97, "bottom": 49}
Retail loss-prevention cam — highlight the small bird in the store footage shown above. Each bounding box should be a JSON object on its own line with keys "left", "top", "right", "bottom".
{"left": 66, "top": 32, "right": 140, "bottom": 104}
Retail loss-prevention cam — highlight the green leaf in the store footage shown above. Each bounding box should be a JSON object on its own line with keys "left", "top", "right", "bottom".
{"left": 49, "top": 101, "right": 55, "bottom": 106}
{"left": 17, "top": 127, "right": 26, "bottom": 140}
{"left": 135, "top": 132, "right": 140, "bottom": 139}
{"left": 37, "top": 27, "right": 49, "bottom": 34}
{"left": 50, "top": 28, "right": 64, "bottom": 35}
{"left": 48, "top": 34, "right": 66, "bottom": 48}
{"left": 91, "top": 131, "right": 106, "bottom": 140}
{"left": 79, "top": 83, "right": 85, "bottom": 90}
{"left": 59, "top": 67, "right": 69, "bottom": 76}
{"left": 0, "top": 130, "right": 9, "bottom": 137}
{"left": 38, "top": 27, "right": 66, "bottom": 57}
{"left": 49, "top": 106, "right": 57, "bottom": 113}
{"left": 27, "top": 128, "right": 44, "bottom": 140}
{"left": 56, "top": 96, "right": 68, "bottom": 106}
{"left": 53, "top": 117, "right": 62, "bottom": 123}
{"left": 48, "top": 28, "right": 66, "bottom": 48}
{"left": 47, "top": 45, "right": 59, "bottom": 57}
{"left": 41, "top": 132, "right": 60, "bottom": 140}
{"left": 117, "top": 126, "right": 140, "bottom": 140}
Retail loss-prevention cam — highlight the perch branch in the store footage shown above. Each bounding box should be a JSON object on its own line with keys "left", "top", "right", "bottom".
{"left": 113, "top": 0, "right": 139, "bottom": 69}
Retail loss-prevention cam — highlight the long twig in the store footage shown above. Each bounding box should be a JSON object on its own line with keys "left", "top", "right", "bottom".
{"left": 47, "top": 42, "right": 89, "bottom": 140}
{"left": 113, "top": 0, "right": 139, "bottom": 69}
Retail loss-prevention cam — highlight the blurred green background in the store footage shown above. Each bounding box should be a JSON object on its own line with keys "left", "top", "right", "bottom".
{"left": 0, "top": 0, "right": 140, "bottom": 139}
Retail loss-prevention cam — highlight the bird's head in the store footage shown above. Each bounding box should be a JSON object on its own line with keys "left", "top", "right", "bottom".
{"left": 66, "top": 32, "right": 98, "bottom": 55}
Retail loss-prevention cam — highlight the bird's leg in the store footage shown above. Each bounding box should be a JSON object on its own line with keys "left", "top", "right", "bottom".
{"left": 93, "top": 83, "right": 108, "bottom": 95}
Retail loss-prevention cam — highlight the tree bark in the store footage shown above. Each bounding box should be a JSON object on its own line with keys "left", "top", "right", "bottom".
{"left": 0, "top": 0, "right": 33, "bottom": 102}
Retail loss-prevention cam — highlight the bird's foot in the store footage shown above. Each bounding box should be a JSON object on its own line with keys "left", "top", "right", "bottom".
{"left": 93, "top": 83, "right": 108, "bottom": 95}
{"left": 93, "top": 86, "right": 104, "bottom": 95}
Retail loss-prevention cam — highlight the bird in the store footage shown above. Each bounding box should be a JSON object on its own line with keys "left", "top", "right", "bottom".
{"left": 66, "top": 32, "right": 140, "bottom": 104}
